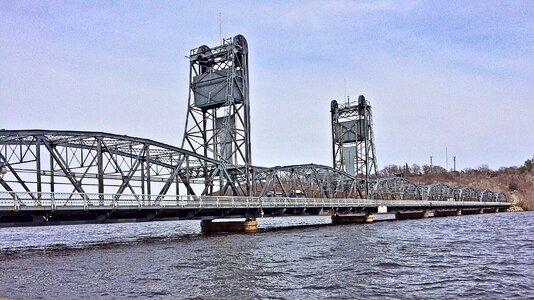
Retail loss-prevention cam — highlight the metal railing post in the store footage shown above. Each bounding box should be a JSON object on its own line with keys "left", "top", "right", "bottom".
{"left": 13, "top": 193, "right": 19, "bottom": 211}
{"left": 84, "top": 193, "right": 88, "bottom": 210}
{"left": 51, "top": 192, "right": 56, "bottom": 210}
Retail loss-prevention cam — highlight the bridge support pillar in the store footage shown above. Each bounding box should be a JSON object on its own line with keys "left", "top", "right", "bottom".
{"left": 460, "top": 208, "right": 479, "bottom": 215}
{"left": 146, "top": 212, "right": 158, "bottom": 221}
{"left": 96, "top": 213, "right": 108, "bottom": 222}
{"left": 395, "top": 210, "right": 429, "bottom": 220}
{"left": 200, "top": 218, "right": 258, "bottom": 233}
{"left": 31, "top": 213, "right": 47, "bottom": 225}
{"left": 434, "top": 210, "right": 461, "bottom": 217}
{"left": 331, "top": 214, "right": 373, "bottom": 224}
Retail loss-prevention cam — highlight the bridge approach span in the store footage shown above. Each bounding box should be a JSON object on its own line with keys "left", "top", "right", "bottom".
{"left": 0, "top": 191, "right": 510, "bottom": 226}
{"left": 0, "top": 129, "right": 240, "bottom": 198}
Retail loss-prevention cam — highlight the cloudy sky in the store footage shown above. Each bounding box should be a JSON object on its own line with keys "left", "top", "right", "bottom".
{"left": 1, "top": 1, "right": 533, "bottom": 170}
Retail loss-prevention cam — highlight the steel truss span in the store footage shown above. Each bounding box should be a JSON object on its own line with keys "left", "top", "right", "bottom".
{"left": 248, "top": 165, "right": 505, "bottom": 202}
{"left": 251, "top": 164, "right": 364, "bottom": 199}
{"left": 0, "top": 131, "right": 506, "bottom": 203}
{"left": 0, "top": 130, "right": 235, "bottom": 201}
{"left": 368, "top": 176, "right": 506, "bottom": 202}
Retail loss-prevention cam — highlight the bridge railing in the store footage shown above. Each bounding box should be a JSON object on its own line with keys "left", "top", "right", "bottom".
{"left": 0, "top": 191, "right": 510, "bottom": 211}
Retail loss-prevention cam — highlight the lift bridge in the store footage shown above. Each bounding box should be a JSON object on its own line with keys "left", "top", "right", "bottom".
{"left": 0, "top": 35, "right": 508, "bottom": 226}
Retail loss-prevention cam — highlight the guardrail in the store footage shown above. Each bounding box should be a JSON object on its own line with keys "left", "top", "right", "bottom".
{"left": 0, "top": 191, "right": 511, "bottom": 212}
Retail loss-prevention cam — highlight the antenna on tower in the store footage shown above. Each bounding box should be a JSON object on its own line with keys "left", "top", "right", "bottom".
{"left": 343, "top": 78, "right": 347, "bottom": 101}
{"left": 218, "top": 12, "right": 222, "bottom": 44}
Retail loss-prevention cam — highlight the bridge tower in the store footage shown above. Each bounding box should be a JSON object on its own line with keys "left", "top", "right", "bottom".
{"left": 182, "top": 35, "right": 251, "bottom": 196}
{"left": 331, "top": 95, "right": 378, "bottom": 195}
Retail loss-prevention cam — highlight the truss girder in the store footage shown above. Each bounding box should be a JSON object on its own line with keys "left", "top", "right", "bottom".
{"left": 0, "top": 130, "right": 231, "bottom": 198}
{"left": 252, "top": 164, "right": 363, "bottom": 199}
{"left": 368, "top": 176, "right": 505, "bottom": 202}
{"left": 0, "top": 130, "right": 506, "bottom": 202}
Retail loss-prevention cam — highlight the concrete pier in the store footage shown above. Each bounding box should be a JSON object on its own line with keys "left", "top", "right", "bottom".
{"left": 332, "top": 214, "right": 373, "bottom": 224}
{"left": 200, "top": 219, "right": 258, "bottom": 233}
{"left": 461, "top": 208, "right": 482, "bottom": 215}
{"left": 395, "top": 210, "right": 429, "bottom": 220}
{"left": 434, "top": 209, "right": 462, "bottom": 217}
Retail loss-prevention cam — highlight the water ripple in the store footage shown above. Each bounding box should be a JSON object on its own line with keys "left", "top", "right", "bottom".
{"left": 0, "top": 213, "right": 532, "bottom": 299}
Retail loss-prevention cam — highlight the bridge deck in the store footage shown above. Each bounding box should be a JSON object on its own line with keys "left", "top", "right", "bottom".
{"left": 0, "top": 192, "right": 510, "bottom": 226}
{"left": 1, "top": 192, "right": 510, "bottom": 212}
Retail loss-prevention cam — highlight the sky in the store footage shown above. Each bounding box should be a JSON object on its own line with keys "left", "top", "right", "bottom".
{"left": 1, "top": 0, "right": 533, "bottom": 171}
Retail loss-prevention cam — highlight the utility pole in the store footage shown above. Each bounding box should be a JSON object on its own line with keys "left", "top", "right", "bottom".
{"left": 453, "top": 156, "right": 456, "bottom": 172}
{"left": 446, "top": 147, "right": 448, "bottom": 171}
{"left": 430, "top": 155, "right": 433, "bottom": 173}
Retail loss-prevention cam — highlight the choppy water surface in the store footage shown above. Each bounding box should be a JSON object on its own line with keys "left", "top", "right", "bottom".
{"left": 0, "top": 212, "right": 532, "bottom": 299}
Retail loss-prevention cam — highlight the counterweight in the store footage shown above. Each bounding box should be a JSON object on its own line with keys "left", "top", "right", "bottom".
{"left": 331, "top": 95, "right": 378, "bottom": 195}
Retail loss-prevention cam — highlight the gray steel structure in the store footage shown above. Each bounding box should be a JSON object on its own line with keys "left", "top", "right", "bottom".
{"left": 0, "top": 130, "right": 504, "bottom": 204}
{"left": 182, "top": 35, "right": 251, "bottom": 196}
{"left": 0, "top": 34, "right": 509, "bottom": 226}
{"left": 0, "top": 131, "right": 507, "bottom": 227}
{"left": 0, "top": 130, "right": 235, "bottom": 200}
{"left": 331, "top": 95, "right": 378, "bottom": 195}
{"left": 367, "top": 177, "right": 506, "bottom": 202}
{"left": 0, "top": 131, "right": 365, "bottom": 201}
{"left": 252, "top": 164, "right": 363, "bottom": 199}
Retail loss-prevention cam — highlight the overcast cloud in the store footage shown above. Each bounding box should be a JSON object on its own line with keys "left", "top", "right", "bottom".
{"left": 1, "top": 1, "right": 533, "bottom": 170}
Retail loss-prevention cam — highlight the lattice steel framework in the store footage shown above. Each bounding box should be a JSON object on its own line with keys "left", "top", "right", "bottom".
{"left": 0, "top": 132, "right": 505, "bottom": 203}
{"left": 367, "top": 176, "right": 505, "bottom": 202}
{"left": 182, "top": 35, "right": 251, "bottom": 196}
{"left": 0, "top": 130, "right": 235, "bottom": 201}
{"left": 251, "top": 164, "right": 363, "bottom": 199}
{"left": 331, "top": 95, "right": 378, "bottom": 195}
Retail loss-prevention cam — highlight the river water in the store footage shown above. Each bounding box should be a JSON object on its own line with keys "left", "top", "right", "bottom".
{"left": 0, "top": 212, "right": 532, "bottom": 299}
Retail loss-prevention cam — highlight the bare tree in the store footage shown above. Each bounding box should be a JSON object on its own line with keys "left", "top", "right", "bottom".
{"left": 380, "top": 164, "right": 401, "bottom": 177}
{"left": 411, "top": 164, "right": 422, "bottom": 175}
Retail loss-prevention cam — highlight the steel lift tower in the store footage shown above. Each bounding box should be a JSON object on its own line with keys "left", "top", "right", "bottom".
{"left": 182, "top": 35, "right": 251, "bottom": 196}
{"left": 331, "top": 95, "right": 378, "bottom": 195}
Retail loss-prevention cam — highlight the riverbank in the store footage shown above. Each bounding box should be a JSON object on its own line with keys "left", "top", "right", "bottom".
{"left": 404, "top": 168, "right": 533, "bottom": 211}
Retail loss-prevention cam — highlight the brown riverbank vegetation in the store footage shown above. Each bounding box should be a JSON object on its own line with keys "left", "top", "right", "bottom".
{"left": 379, "top": 157, "right": 534, "bottom": 211}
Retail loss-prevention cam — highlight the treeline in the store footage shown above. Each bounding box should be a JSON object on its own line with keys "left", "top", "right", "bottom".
{"left": 379, "top": 163, "right": 524, "bottom": 177}
{"left": 379, "top": 157, "right": 534, "bottom": 211}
